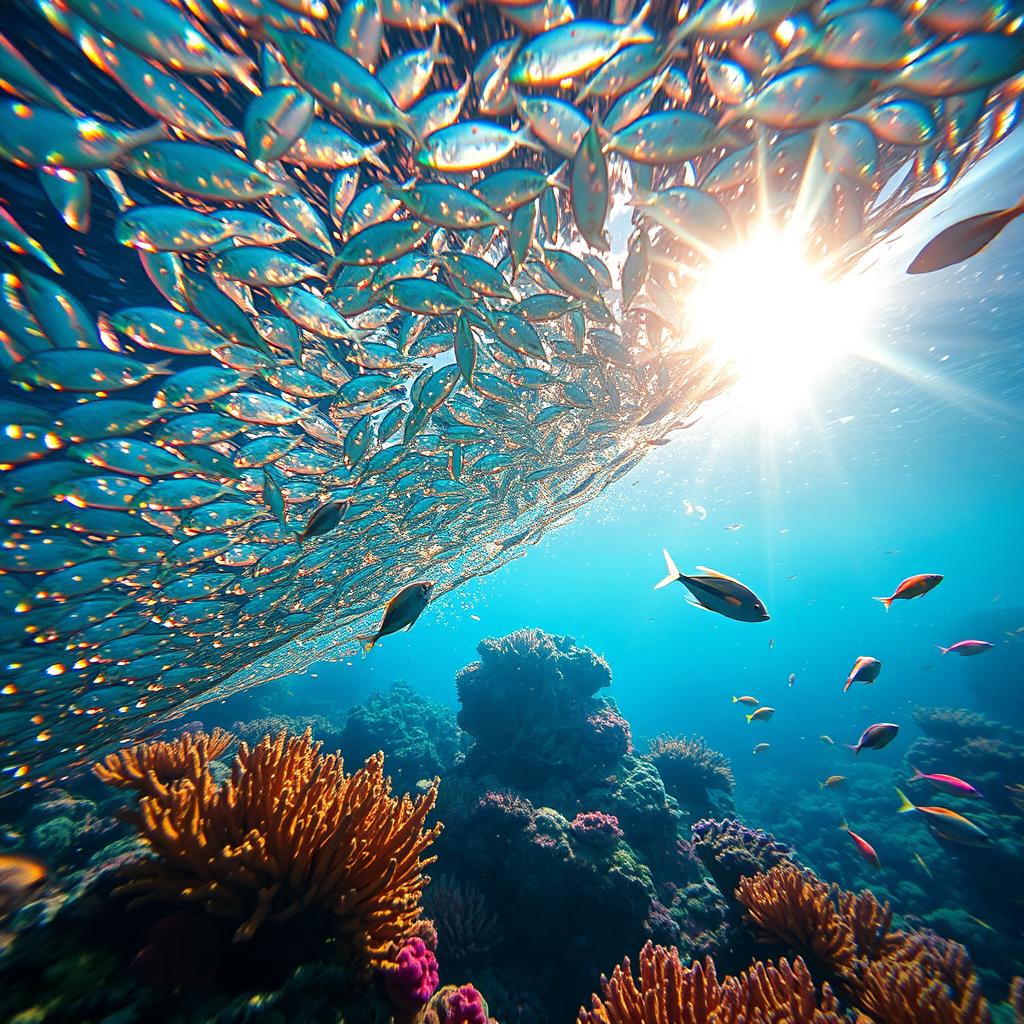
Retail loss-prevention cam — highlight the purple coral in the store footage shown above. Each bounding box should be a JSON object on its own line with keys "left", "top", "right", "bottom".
{"left": 587, "top": 704, "right": 633, "bottom": 760}
{"left": 691, "top": 818, "right": 793, "bottom": 906}
{"left": 473, "top": 790, "right": 535, "bottom": 831}
{"left": 381, "top": 936, "right": 439, "bottom": 1010}
{"left": 570, "top": 811, "right": 623, "bottom": 849}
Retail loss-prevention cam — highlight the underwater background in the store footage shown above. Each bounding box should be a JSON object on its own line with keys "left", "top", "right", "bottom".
{"left": 1, "top": 0, "right": 1024, "bottom": 1021}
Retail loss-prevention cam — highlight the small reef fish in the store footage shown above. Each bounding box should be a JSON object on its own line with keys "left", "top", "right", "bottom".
{"left": 821, "top": 775, "right": 846, "bottom": 789}
{"left": 913, "top": 852, "right": 933, "bottom": 877}
{"left": 746, "top": 706, "right": 775, "bottom": 723}
{"left": 820, "top": 735, "right": 835, "bottom": 745}
{"left": 840, "top": 821, "right": 881, "bottom": 868}
{"left": 731, "top": 695, "right": 760, "bottom": 705}
{"left": 938, "top": 639, "right": 993, "bottom": 656}
{"left": 1007, "top": 784, "right": 1024, "bottom": 813}
{"left": 655, "top": 549, "right": 770, "bottom": 622}
{"left": 874, "top": 574, "right": 943, "bottom": 610}
{"left": 909, "top": 767, "right": 982, "bottom": 798}
{"left": 895, "top": 789, "right": 993, "bottom": 847}
{"left": 753, "top": 743, "right": 770, "bottom": 754}
{"left": 298, "top": 500, "right": 347, "bottom": 542}
{"left": 788, "top": 673, "right": 796, "bottom": 687}
{"left": 362, "top": 581, "right": 435, "bottom": 652}
{"left": 844, "top": 656, "right": 882, "bottom": 693}
{"left": 848, "top": 723, "right": 899, "bottom": 755}
{"left": 0, "top": 854, "right": 47, "bottom": 919}
{"left": 909, "top": 199, "right": 1024, "bottom": 274}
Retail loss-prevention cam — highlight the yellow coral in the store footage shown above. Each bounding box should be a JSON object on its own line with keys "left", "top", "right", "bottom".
{"left": 109, "top": 729, "right": 441, "bottom": 968}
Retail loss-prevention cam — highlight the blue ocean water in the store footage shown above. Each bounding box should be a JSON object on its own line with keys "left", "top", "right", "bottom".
{"left": 2, "top": 4, "right": 1024, "bottom": 1020}
{"left": 274, "top": 134, "right": 1024, "bottom": 767}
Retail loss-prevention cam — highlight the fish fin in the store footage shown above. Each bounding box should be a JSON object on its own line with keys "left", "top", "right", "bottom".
{"left": 937, "top": 645, "right": 949, "bottom": 655}
{"left": 895, "top": 788, "right": 916, "bottom": 814}
{"left": 359, "top": 635, "right": 377, "bottom": 656}
{"left": 873, "top": 595, "right": 892, "bottom": 611}
{"left": 730, "top": 696, "right": 739, "bottom": 703}
{"left": 696, "top": 565, "right": 740, "bottom": 583}
{"left": 843, "top": 678, "right": 852, "bottom": 693}
{"left": 625, "top": 0, "right": 655, "bottom": 44}
{"left": 844, "top": 743, "right": 860, "bottom": 755}
{"left": 745, "top": 713, "right": 753, "bottom": 724}
{"left": 910, "top": 766, "right": 924, "bottom": 781}
{"left": 838, "top": 819, "right": 849, "bottom": 831}
{"left": 654, "top": 548, "right": 681, "bottom": 590}
{"left": 149, "top": 359, "right": 175, "bottom": 376}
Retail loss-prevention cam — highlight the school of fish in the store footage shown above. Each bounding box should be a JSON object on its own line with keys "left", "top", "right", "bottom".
{"left": 1, "top": 0, "right": 1022, "bottom": 796}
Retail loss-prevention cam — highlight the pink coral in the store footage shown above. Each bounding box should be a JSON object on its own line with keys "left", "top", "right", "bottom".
{"left": 587, "top": 705, "right": 633, "bottom": 760}
{"left": 570, "top": 811, "right": 624, "bottom": 848}
{"left": 439, "top": 983, "right": 490, "bottom": 1024}
{"left": 381, "top": 936, "right": 439, "bottom": 1010}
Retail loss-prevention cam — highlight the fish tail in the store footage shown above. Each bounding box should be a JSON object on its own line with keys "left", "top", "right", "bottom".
{"left": 838, "top": 819, "right": 849, "bottom": 831}
{"left": 359, "top": 634, "right": 377, "bottom": 656}
{"left": 149, "top": 359, "right": 175, "bottom": 376}
{"left": 844, "top": 743, "right": 860, "bottom": 755}
{"left": 745, "top": 713, "right": 753, "bottom": 724}
{"left": 895, "top": 787, "right": 916, "bottom": 814}
{"left": 730, "top": 696, "right": 739, "bottom": 703}
{"left": 365, "top": 141, "right": 389, "bottom": 173}
{"left": 910, "top": 765, "right": 924, "bottom": 781}
{"left": 937, "top": 644, "right": 949, "bottom": 655}
{"left": 873, "top": 595, "right": 892, "bottom": 611}
{"left": 654, "top": 548, "right": 681, "bottom": 590}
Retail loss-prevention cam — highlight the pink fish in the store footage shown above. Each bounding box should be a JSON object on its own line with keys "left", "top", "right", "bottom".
{"left": 910, "top": 767, "right": 982, "bottom": 798}
{"left": 840, "top": 821, "right": 880, "bottom": 868}
{"left": 938, "top": 639, "right": 993, "bottom": 656}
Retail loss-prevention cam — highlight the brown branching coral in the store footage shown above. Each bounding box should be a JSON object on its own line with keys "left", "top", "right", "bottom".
{"left": 93, "top": 728, "right": 234, "bottom": 795}
{"left": 106, "top": 729, "right": 442, "bottom": 969}
{"left": 646, "top": 735, "right": 735, "bottom": 800}
{"left": 735, "top": 864, "right": 991, "bottom": 1024}
{"left": 577, "top": 941, "right": 843, "bottom": 1023}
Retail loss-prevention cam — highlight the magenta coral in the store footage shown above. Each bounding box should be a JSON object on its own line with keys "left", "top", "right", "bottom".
{"left": 570, "top": 811, "right": 624, "bottom": 848}
{"left": 381, "top": 936, "right": 439, "bottom": 1010}
{"left": 587, "top": 705, "right": 633, "bottom": 760}
{"left": 439, "top": 983, "right": 490, "bottom": 1024}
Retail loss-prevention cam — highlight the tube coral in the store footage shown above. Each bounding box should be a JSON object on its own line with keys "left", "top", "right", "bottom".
{"left": 106, "top": 729, "right": 442, "bottom": 968}
{"left": 577, "top": 941, "right": 843, "bottom": 1023}
{"left": 735, "top": 864, "right": 991, "bottom": 1024}
{"left": 92, "top": 728, "right": 233, "bottom": 795}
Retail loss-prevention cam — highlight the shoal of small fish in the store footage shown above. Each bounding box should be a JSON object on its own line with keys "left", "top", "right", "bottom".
{"left": 0, "top": 0, "right": 1022, "bottom": 796}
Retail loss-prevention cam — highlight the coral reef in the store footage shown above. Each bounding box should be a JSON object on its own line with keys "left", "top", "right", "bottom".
{"left": 339, "top": 682, "right": 462, "bottom": 794}
{"left": 455, "top": 629, "right": 620, "bottom": 785}
{"left": 691, "top": 818, "right": 794, "bottom": 906}
{"left": 578, "top": 942, "right": 843, "bottom": 1023}
{"left": 381, "top": 935, "right": 440, "bottom": 1011}
{"left": 434, "top": 631, "right": 711, "bottom": 1018}
{"left": 93, "top": 728, "right": 235, "bottom": 795}
{"left": 646, "top": 736, "right": 735, "bottom": 816}
{"left": 736, "top": 863, "right": 991, "bottom": 1023}
{"left": 426, "top": 983, "right": 498, "bottom": 1024}
{"left": 101, "top": 728, "right": 441, "bottom": 966}
{"left": 424, "top": 875, "right": 503, "bottom": 974}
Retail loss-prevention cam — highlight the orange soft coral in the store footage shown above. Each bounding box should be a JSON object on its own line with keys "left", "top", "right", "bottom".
{"left": 578, "top": 941, "right": 843, "bottom": 1024}
{"left": 93, "top": 728, "right": 233, "bottom": 796}
{"left": 735, "top": 864, "right": 991, "bottom": 1024}
{"left": 110, "top": 729, "right": 441, "bottom": 969}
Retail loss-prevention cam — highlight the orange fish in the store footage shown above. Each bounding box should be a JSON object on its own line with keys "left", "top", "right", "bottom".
{"left": 840, "top": 821, "right": 880, "bottom": 868}
{"left": 873, "top": 574, "right": 943, "bottom": 611}
{"left": 821, "top": 775, "right": 846, "bottom": 789}
{"left": 731, "top": 695, "right": 759, "bottom": 706}
{"left": 0, "top": 854, "right": 47, "bottom": 919}
{"left": 908, "top": 200, "right": 1024, "bottom": 274}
